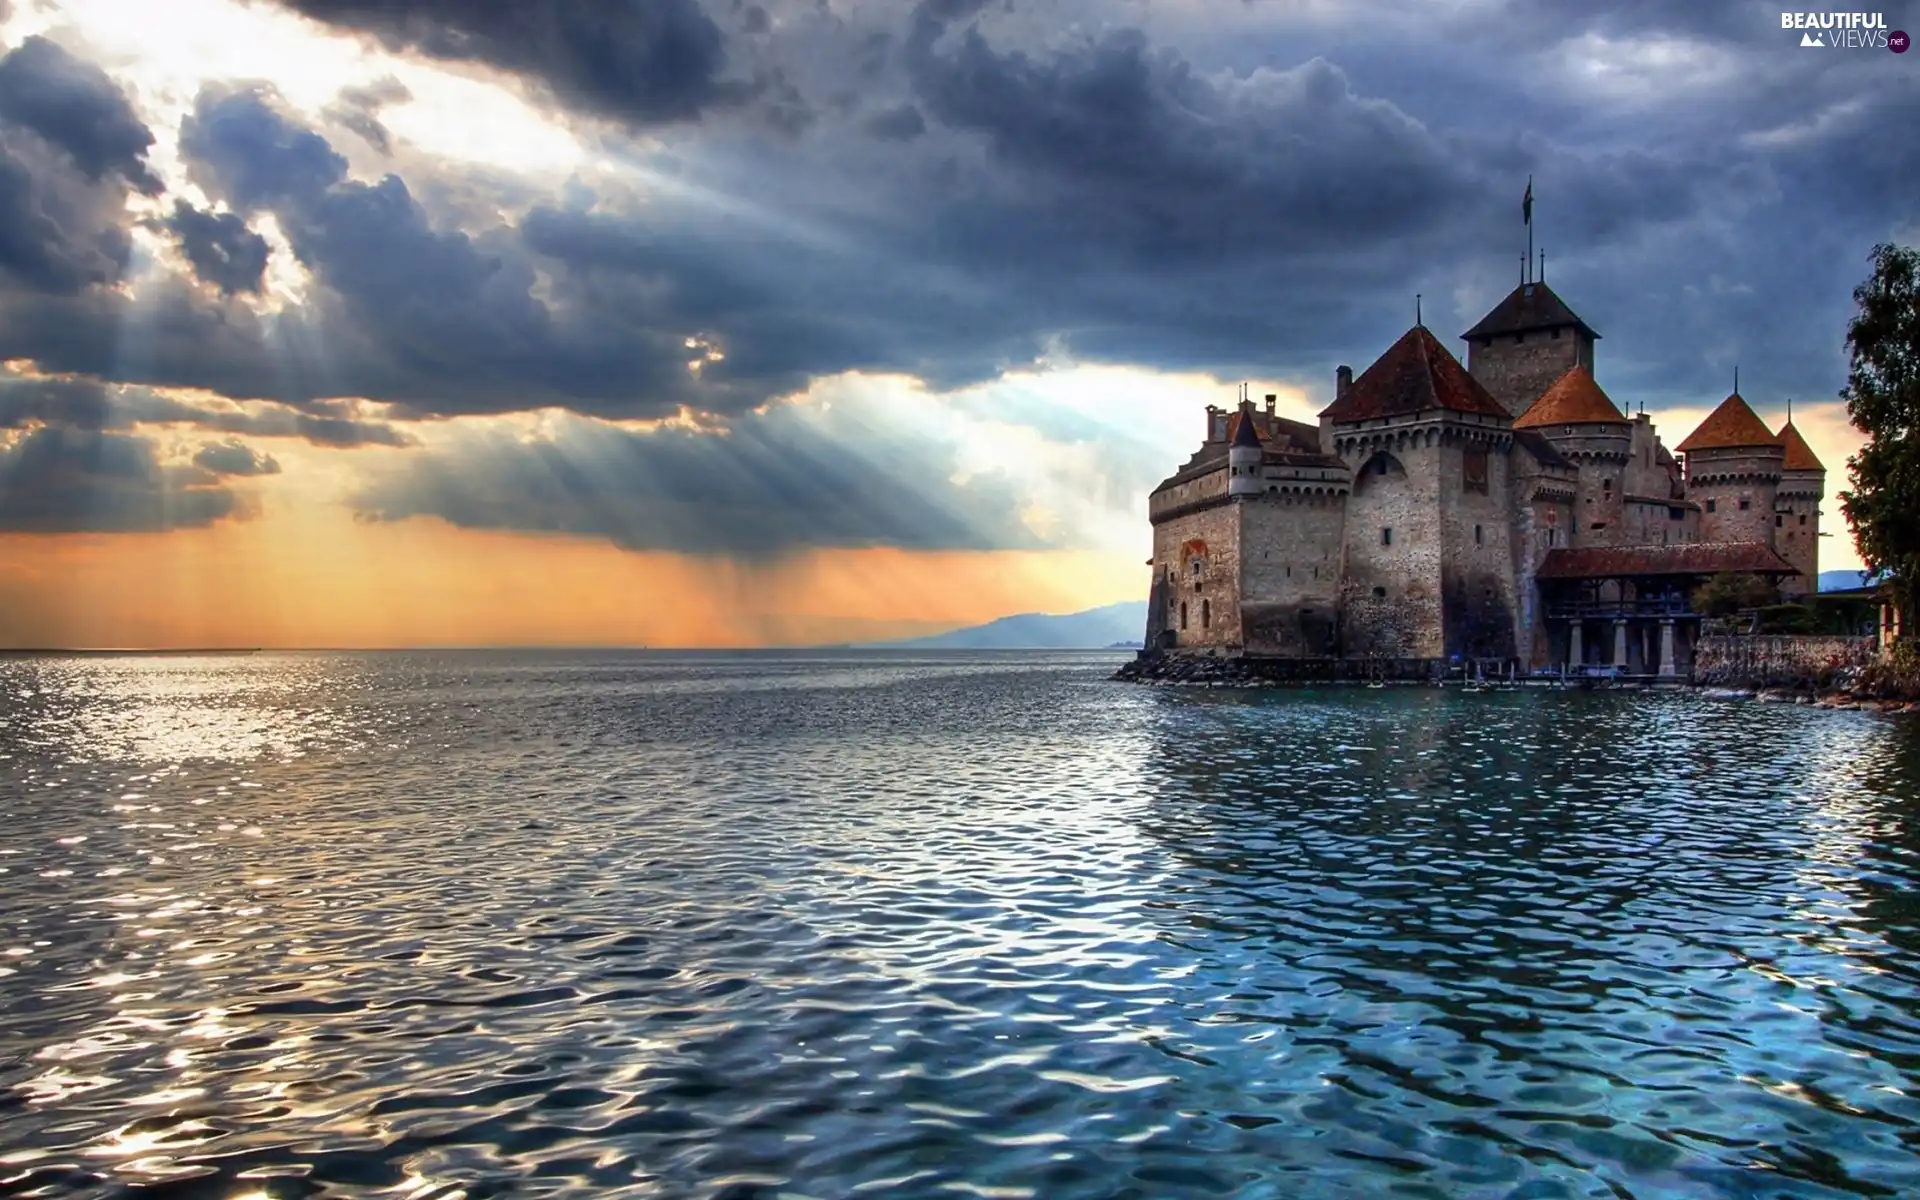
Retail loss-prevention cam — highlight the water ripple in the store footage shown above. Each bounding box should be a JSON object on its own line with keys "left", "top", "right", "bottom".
{"left": 2, "top": 652, "right": 1919, "bottom": 1197}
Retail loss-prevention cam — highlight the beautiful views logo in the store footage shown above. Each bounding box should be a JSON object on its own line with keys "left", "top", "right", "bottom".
{"left": 1782, "top": 11, "right": 1902, "bottom": 48}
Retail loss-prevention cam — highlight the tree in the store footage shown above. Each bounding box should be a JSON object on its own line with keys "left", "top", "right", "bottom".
{"left": 1692, "top": 571, "right": 1775, "bottom": 617}
{"left": 1837, "top": 243, "right": 1920, "bottom": 636}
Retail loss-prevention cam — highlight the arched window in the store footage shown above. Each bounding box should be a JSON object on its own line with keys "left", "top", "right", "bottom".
{"left": 1356, "top": 452, "right": 1407, "bottom": 494}
{"left": 1180, "top": 602, "right": 1188, "bottom": 630}
{"left": 1201, "top": 599, "right": 1211, "bottom": 628}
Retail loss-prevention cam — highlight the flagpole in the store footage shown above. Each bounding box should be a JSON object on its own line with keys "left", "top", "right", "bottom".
{"left": 1526, "top": 177, "right": 1534, "bottom": 285}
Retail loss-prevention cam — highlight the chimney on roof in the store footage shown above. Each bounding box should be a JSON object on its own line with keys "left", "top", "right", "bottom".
{"left": 1336, "top": 365, "right": 1352, "bottom": 398}
{"left": 1264, "top": 392, "right": 1276, "bottom": 416}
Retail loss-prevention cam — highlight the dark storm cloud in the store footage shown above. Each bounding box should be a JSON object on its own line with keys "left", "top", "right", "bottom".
{"left": 0, "top": 37, "right": 163, "bottom": 195}
{"left": 0, "top": 0, "right": 1906, "bottom": 544}
{"left": 0, "top": 122, "right": 136, "bottom": 295}
{"left": 266, "top": 0, "right": 743, "bottom": 127}
{"left": 351, "top": 405, "right": 1046, "bottom": 558}
{"left": 192, "top": 439, "right": 282, "bottom": 476}
{"left": 862, "top": 102, "right": 925, "bottom": 140}
{"left": 0, "top": 427, "right": 244, "bottom": 533}
{"left": 163, "top": 201, "right": 271, "bottom": 295}
{"left": 0, "top": 371, "right": 413, "bottom": 448}
{"left": 179, "top": 82, "right": 348, "bottom": 211}
{"left": 323, "top": 76, "right": 411, "bottom": 155}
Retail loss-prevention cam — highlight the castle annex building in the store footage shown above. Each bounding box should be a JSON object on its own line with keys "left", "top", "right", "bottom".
{"left": 1142, "top": 275, "right": 1823, "bottom": 677}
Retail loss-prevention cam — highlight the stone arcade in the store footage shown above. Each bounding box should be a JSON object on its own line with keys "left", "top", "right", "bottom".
{"left": 1134, "top": 272, "right": 1822, "bottom": 680}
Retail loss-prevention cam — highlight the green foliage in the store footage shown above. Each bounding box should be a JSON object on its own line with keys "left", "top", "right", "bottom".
{"left": 1692, "top": 572, "right": 1777, "bottom": 617}
{"left": 1837, "top": 243, "right": 1920, "bottom": 628}
{"left": 1755, "top": 603, "right": 1822, "bottom": 634}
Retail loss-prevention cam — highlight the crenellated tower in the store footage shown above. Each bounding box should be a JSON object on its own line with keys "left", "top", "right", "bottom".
{"left": 1676, "top": 392, "right": 1786, "bottom": 552}
{"left": 1512, "top": 366, "right": 1632, "bottom": 547}
{"left": 1773, "top": 414, "right": 1825, "bottom": 598}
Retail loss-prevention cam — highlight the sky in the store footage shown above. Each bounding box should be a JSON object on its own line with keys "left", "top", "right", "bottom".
{"left": 0, "top": 0, "right": 1911, "bottom": 649}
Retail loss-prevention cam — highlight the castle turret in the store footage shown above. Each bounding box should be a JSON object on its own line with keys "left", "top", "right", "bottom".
{"left": 1514, "top": 366, "right": 1631, "bottom": 546}
{"left": 1773, "top": 416, "right": 1825, "bottom": 598}
{"left": 1227, "top": 403, "right": 1263, "bottom": 498}
{"left": 1676, "top": 392, "right": 1786, "bottom": 554}
{"left": 1462, "top": 280, "right": 1599, "bottom": 417}
{"left": 1320, "top": 323, "right": 1517, "bottom": 663}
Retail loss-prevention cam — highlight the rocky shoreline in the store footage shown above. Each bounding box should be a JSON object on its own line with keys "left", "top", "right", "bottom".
{"left": 1112, "top": 653, "right": 1920, "bottom": 713}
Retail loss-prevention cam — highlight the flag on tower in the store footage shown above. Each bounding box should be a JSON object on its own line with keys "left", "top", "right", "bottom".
{"left": 1523, "top": 177, "right": 1533, "bottom": 226}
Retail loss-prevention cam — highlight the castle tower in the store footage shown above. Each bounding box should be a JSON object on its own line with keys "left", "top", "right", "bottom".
{"left": 1227, "top": 402, "right": 1263, "bottom": 498}
{"left": 1462, "top": 280, "right": 1600, "bottom": 418}
{"left": 1512, "top": 366, "right": 1632, "bottom": 547}
{"left": 1676, "top": 392, "right": 1786, "bottom": 555}
{"left": 1320, "top": 323, "right": 1517, "bottom": 664}
{"left": 1773, "top": 417, "right": 1825, "bottom": 598}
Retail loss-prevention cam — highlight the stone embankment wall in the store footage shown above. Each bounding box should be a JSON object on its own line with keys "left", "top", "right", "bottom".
{"left": 1691, "top": 635, "right": 1875, "bottom": 689}
{"left": 1112, "top": 653, "right": 1441, "bottom": 686}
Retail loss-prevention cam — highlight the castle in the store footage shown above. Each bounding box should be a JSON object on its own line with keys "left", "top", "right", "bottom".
{"left": 1141, "top": 271, "right": 1825, "bottom": 677}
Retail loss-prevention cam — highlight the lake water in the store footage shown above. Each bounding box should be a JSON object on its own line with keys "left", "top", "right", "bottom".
{"left": 3, "top": 651, "right": 1920, "bottom": 1198}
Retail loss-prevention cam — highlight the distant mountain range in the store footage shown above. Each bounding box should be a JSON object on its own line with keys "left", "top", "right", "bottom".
{"left": 862, "top": 600, "right": 1147, "bottom": 649}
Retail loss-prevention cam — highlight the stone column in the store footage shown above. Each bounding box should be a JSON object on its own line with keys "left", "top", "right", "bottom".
{"left": 1613, "top": 619, "right": 1629, "bottom": 669}
{"left": 1658, "top": 619, "right": 1676, "bottom": 677}
{"left": 1569, "top": 622, "right": 1583, "bottom": 671}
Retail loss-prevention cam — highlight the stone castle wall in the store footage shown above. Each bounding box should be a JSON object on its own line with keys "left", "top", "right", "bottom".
{"left": 1439, "top": 434, "right": 1519, "bottom": 660}
{"left": 1775, "top": 470, "right": 1823, "bottom": 598}
{"left": 1693, "top": 635, "right": 1876, "bottom": 688}
{"left": 1340, "top": 432, "right": 1446, "bottom": 658}
{"left": 1467, "top": 327, "right": 1591, "bottom": 417}
{"left": 1687, "top": 445, "right": 1784, "bottom": 548}
{"left": 1152, "top": 500, "right": 1242, "bottom": 650}
{"left": 1620, "top": 496, "right": 1692, "bottom": 547}
{"left": 1238, "top": 493, "right": 1346, "bottom": 656}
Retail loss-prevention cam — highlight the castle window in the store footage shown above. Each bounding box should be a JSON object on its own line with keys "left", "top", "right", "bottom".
{"left": 1202, "top": 599, "right": 1211, "bottom": 628}
{"left": 1800, "top": 515, "right": 1808, "bottom": 526}
{"left": 1463, "top": 448, "right": 1489, "bottom": 494}
{"left": 1180, "top": 602, "right": 1188, "bottom": 630}
{"left": 1474, "top": 524, "right": 1483, "bottom": 546}
{"left": 1192, "top": 560, "right": 1202, "bottom": 576}
{"left": 1514, "top": 333, "right": 1524, "bottom": 344}
{"left": 1603, "top": 479, "right": 1612, "bottom": 495}
{"left": 1669, "top": 507, "right": 1684, "bottom": 520}
{"left": 1706, "top": 499, "right": 1717, "bottom": 513}
{"left": 1551, "top": 328, "right": 1561, "bottom": 339}
{"left": 1776, "top": 514, "right": 1783, "bottom": 528}
{"left": 1739, "top": 498, "right": 1751, "bottom": 511}
{"left": 1382, "top": 527, "right": 1393, "bottom": 546}
{"left": 1372, "top": 586, "right": 1387, "bottom": 599}
{"left": 1548, "top": 529, "right": 1558, "bottom": 546}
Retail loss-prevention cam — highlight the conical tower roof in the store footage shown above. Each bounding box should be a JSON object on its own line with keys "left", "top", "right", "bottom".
{"left": 1514, "top": 366, "right": 1628, "bottom": 428}
{"left": 1675, "top": 393, "right": 1779, "bottom": 453}
{"left": 1776, "top": 420, "right": 1825, "bottom": 472}
{"left": 1229, "top": 406, "right": 1263, "bottom": 448}
{"left": 1319, "top": 325, "right": 1509, "bottom": 423}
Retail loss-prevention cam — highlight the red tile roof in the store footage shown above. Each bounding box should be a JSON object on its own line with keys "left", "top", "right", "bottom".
{"left": 1514, "top": 366, "right": 1628, "bottom": 428}
{"left": 1318, "top": 325, "right": 1509, "bottom": 423}
{"left": 1776, "top": 420, "right": 1825, "bottom": 472}
{"left": 1462, "top": 281, "right": 1599, "bottom": 341}
{"left": 1536, "top": 542, "right": 1798, "bottom": 580}
{"left": 1675, "top": 393, "right": 1779, "bottom": 453}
